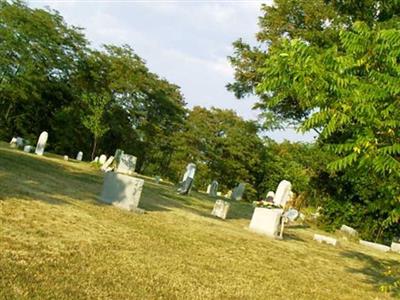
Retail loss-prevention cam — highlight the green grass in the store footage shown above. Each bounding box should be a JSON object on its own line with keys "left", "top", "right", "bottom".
{"left": 0, "top": 141, "right": 399, "bottom": 299}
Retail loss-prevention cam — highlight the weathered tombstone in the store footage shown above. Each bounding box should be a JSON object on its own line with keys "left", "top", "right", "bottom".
{"left": 16, "top": 137, "right": 24, "bottom": 148}
{"left": 9, "top": 137, "right": 17, "bottom": 148}
{"left": 209, "top": 180, "right": 219, "bottom": 197}
{"left": 211, "top": 200, "right": 230, "bottom": 220}
{"left": 23, "top": 145, "right": 33, "bottom": 153}
{"left": 225, "top": 190, "right": 232, "bottom": 199}
{"left": 340, "top": 225, "right": 358, "bottom": 237}
{"left": 359, "top": 240, "right": 391, "bottom": 252}
{"left": 314, "top": 234, "right": 338, "bottom": 246}
{"left": 249, "top": 207, "right": 284, "bottom": 238}
{"left": 114, "top": 149, "right": 124, "bottom": 166}
{"left": 101, "top": 156, "right": 114, "bottom": 172}
{"left": 274, "top": 180, "right": 292, "bottom": 207}
{"left": 100, "top": 172, "right": 144, "bottom": 211}
{"left": 92, "top": 156, "right": 99, "bottom": 163}
{"left": 217, "top": 192, "right": 222, "bottom": 196}
{"left": 155, "top": 176, "right": 161, "bottom": 184}
{"left": 231, "top": 183, "right": 245, "bottom": 201}
{"left": 76, "top": 151, "right": 83, "bottom": 161}
{"left": 177, "top": 163, "right": 196, "bottom": 195}
{"left": 266, "top": 191, "right": 275, "bottom": 202}
{"left": 99, "top": 154, "right": 107, "bottom": 165}
{"left": 391, "top": 242, "right": 400, "bottom": 253}
{"left": 116, "top": 154, "right": 137, "bottom": 175}
{"left": 206, "top": 184, "right": 211, "bottom": 194}
{"left": 64, "top": 155, "right": 69, "bottom": 161}
{"left": 35, "top": 131, "right": 48, "bottom": 156}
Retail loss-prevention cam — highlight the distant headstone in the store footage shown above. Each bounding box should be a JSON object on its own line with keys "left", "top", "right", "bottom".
{"left": 76, "top": 151, "right": 83, "bottom": 161}
{"left": 16, "top": 137, "right": 24, "bottom": 148}
{"left": 209, "top": 180, "right": 219, "bottom": 197}
{"left": 274, "top": 180, "right": 292, "bottom": 207}
{"left": 101, "top": 156, "right": 114, "bottom": 172}
{"left": 211, "top": 200, "right": 230, "bottom": 220}
{"left": 359, "top": 240, "right": 391, "bottom": 252}
{"left": 391, "top": 242, "right": 400, "bottom": 253}
{"left": 231, "top": 183, "right": 245, "bottom": 201}
{"left": 9, "top": 137, "right": 17, "bottom": 148}
{"left": 99, "top": 154, "right": 107, "bottom": 165}
{"left": 340, "top": 225, "right": 358, "bottom": 237}
{"left": 23, "top": 145, "right": 34, "bottom": 153}
{"left": 225, "top": 190, "right": 232, "bottom": 199}
{"left": 206, "top": 184, "right": 211, "bottom": 194}
{"left": 314, "top": 234, "right": 338, "bottom": 246}
{"left": 114, "top": 149, "right": 124, "bottom": 166}
{"left": 217, "top": 192, "right": 222, "bottom": 196}
{"left": 93, "top": 156, "right": 99, "bottom": 163}
{"left": 34, "top": 131, "right": 48, "bottom": 156}
{"left": 266, "top": 191, "right": 275, "bottom": 202}
{"left": 100, "top": 172, "right": 144, "bottom": 211}
{"left": 116, "top": 153, "right": 137, "bottom": 175}
{"left": 249, "top": 207, "right": 283, "bottom": 238}
{"left": 155, "top": 176, "right": 161, "bottom": 184}
{"left": 177, "top": 163, "right": 196, "bottom": 195}
{"left": 64, "top": 155, "right": 69, "bottom": 161}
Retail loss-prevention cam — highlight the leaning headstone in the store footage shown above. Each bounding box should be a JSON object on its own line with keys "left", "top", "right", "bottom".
{"left": 340, "top": 225, "right": 358, "bottom": 237}
{"left": 76, "top": 151, "right": 83, "bottom": 161}
{"left": 209, "top": 180, "right": 219, "bottom": 197}
{"left": 34, "top": 131, "right": 48, "bottom": 156}
{"left": 359, "top": 240, "right": 391, "bottom": 253}
{"left": 211, "top": 200, "right": 230, "bottom": 220}
{"left": 23, "top": 145, "right": 34, "bottom": 153}
{"left": 9, "top": 137, "right": 17, "bottom": 148}
{"left": 101, "top": 156, "right": 114, "bottom": 172}
{"left": 274, "top": 180, "right": 292, "bottom": 207}
{"left": 314, "top": 234, "right": 338, "bottom": 246}
{"left": 177, "top": 163, "right": 196, "bottom": 195}
{"left": 64, "top": 155, "right": 69, "bottom": 161}
{"left": 116, "top": 153, "right": 137, "bottom": 175}
{"left": 100, "top": 172, "right": 144, "bottom": 211}
{"left": 99, "top": 154, "right": 107, "bottom": 165}
{"left": 249, "top": 207, "right": 284, "bottom": 238}
{"left": 391, "top": 242, "right": 400, "bottom": 253}
{"left": 231, "top": 183, "right": 245, "bottom": 201}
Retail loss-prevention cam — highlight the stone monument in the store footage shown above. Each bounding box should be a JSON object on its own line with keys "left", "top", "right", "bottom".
{"left": 211, "top": 200, "right": 230, "bottom": 219}
{"left": 35, "top": 131, "right": 48, "bottom": 156}
{"left": 177, "top": 163, "right": 196, "bottom": 195}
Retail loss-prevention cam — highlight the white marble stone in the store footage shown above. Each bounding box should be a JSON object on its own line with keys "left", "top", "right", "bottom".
{"left": 101, "top": 156, "right": 114, "bottom": 172}
{"left": 76, "top": 151, "right": 83, "bottom": 161}
{"left": 313, "top": 234, "right": 338, "bottom": 246}
{"left": 116, "top": 153, "right": 137, "bottom": 175}
{"left": 391, "top": 242, "right": 400, "bottom": 253}
{"left": 249, "top": 207, "right": 283, "bottom": 238}
{"left": 23, "top": 145, "right": 33, "bottom": 153}
{"left": 274, "top": 180, "right": 292, "bottom": 207}
{"left": 99, "top": 154, "right": 107, "bottom": 165}
{"left": 340, "top": 225, "right": 358, "bottom": 236}
{"left": 35, "top": 131, "right": 48, "bottom": 156}
{"left": 9, "top": 137, "right": 17, "bottom": 148}
{"left": 359, "top": 240, "right": 390, "bottom": 252}
{"left": 92, "top": 156, "right": 99, "bottom": 163}
{"left": 63, "top": 155, "right": 69, "bottom": 161}
{"left": 100, "top": 172, "right": 144, "bottom": 211}
{"left": 211, "top": 200, "right": 230, "bottom": 220}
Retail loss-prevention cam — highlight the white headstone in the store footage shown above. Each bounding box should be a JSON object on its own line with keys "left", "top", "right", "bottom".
{"left": 274, "top": 180, "right": 292, "bottom": 207}
{"left": 93, "top": 156, "right": 99, "bottom": 163}
{"left": 211, "top": 200, "right": 230, "bottom": 220}
{"left": 249, "top": 207, "right": 284, "bottom": 238}
{"left": 314, "top": 234, "right": 338, "bottom": 246}
{"left": 64, "top": 155, "right": 69, "bottom": 161}
{"left": 9, "top": 137, "right": 17, "bottom": 148}
{"left": 35, "top": 131, "right": 48, "bottom": 156}
{"left": 23, "top": 145, "right": 33, "bottom": 153}
{"left": 266, "top": 191, "right": 275, "bottom": 202}
{"left": 340, "top": 225, "right": 358, "bottom": 236}
{"left": 99, "top": 154, "right": 107, "bottom": 165}
{"left": 206, "top": 184, "right": 211, "bottom": 194}
{"left": 100, "top": 172, "right": 144, "bottom": 211}
{"left": 116, "top": 153, "right": 137, "bottom": 175}
{"left": 391, "top": 242, "right": 400, "bottom": 253}
{"left": 101, "top": 156, "right": 114, "bottom": 172}
{"left": 359, "top": 240, "right": 391, "bottom": 252}
{"left": 76, "top": 151, "right": 83, "bottom": 161}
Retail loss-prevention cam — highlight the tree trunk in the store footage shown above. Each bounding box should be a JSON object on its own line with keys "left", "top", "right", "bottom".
{"left": 91, "top": 136, "right": 97, "bottom": 161}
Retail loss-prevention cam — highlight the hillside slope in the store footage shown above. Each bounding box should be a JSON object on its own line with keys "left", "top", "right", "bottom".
{"left": 0, "top": 142, "right": 398, "bottom": 299}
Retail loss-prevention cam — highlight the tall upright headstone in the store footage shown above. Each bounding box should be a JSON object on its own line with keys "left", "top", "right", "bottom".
{"left": 274, "top": 180, "right": 292, "bottom": 207}
{"left": 177, "top": 163, "right": 196, "bottom": 195}
{"left": 209, "top": 180, "right": 219, "bottom": 197}
{"left": 114, "top": 149, "right": 124, "bottom": 166}
{"left": 35, "top": 131, "right": 48, "bottom": 156}
{"left": 99, "top": 154, "right": 107, "bottom": 165}
{"left": 76, "top": 151, "right": 83, "bottom": 161}
{"left": 231, "top": 183, "right": 245, "bottom": 201}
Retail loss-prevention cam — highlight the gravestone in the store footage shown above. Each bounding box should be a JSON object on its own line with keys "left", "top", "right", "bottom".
{"left": 116, "top": 153, "right": 137, "bottom": 175}
{"left": 92, "top": 156, "right": 99, "bottom": 163}
{"left": 100, "top": 172, "right": 144, "bottom": 211}
{"left": 35, "top": 131, "right": 48, "bottom": 156}
{"left": 9, "top": 137, "right": 17, "bottom": 148}
{"left": 359, "top": 240, "right": 391, "bottom": 252}
{"left": 76, "top": 151, "right": 83, "bottom": 161}
{"left": 391, "top": 242, "right": 400, "bottom": 253}
{"left": 23, "top": 145, "right": 34, "bottom": 153}
{"left": 16, "top": 137, "right": 24, "bottom": 148}
{"left": 177, "top": 163, "right": 196, "bottom": 195}
{"left": 314, "top": 234, "right": 338, "bottom": 246}
{"left": 249, "top": 207, "right": 284, "bottom": 238}
{"left": 155, "top": 176, "right": 161, "bottom": 184}
{"left": 231, "top": 183, "right": 245, "bottom": 201}
{"left": 340, "top": 225, "right": 358, "bottom": 237}
{"left": 211, "top": 200, "right": 230, "bottom": 220}
{"left": 274, "top": 180, "right": 292, "bottom": 207}
{"left": 101, "top": 156, "right": 114, "bottom": 172}
{"left": 64, "top": 155, "right": 69, "bottom": 161}
{"left": 209, "top": 180, "right": 219, "bottom": 197}
{"left": 206, "top": 184, "right": 211, "bottom": 194}
{"left": 225, "top": 190, "right": 232, "bottom": 199}
{"left": 266, "top": 191, "right": 275, "bottom": 202}
{"left": 114, "top": 149, "right": 124, "bottom": 166}
{"left": 99, "top": 154, "right": 107, "bottom": 165}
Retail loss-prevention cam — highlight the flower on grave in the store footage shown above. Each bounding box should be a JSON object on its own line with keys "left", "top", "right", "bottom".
{"left": 252, "top": 200, "right": 281, "bottom": 209}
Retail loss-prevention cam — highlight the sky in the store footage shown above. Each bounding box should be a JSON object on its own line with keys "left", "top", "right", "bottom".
{"left": 29, "top": 0, "right": 316, "bottom": 142}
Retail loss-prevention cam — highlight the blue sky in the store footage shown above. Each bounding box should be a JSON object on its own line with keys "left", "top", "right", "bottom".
{"left": 29, "top": 0, "right": 316, "bottom": 142}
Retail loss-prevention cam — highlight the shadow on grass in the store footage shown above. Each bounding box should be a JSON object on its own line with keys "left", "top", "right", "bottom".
{"left": 340, "top": 250, "right": 400, "bottom": 297}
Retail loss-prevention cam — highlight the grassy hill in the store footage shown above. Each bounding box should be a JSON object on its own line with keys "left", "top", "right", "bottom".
{"left": 0, "top": 142, "right": 398, "bottom": 299}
